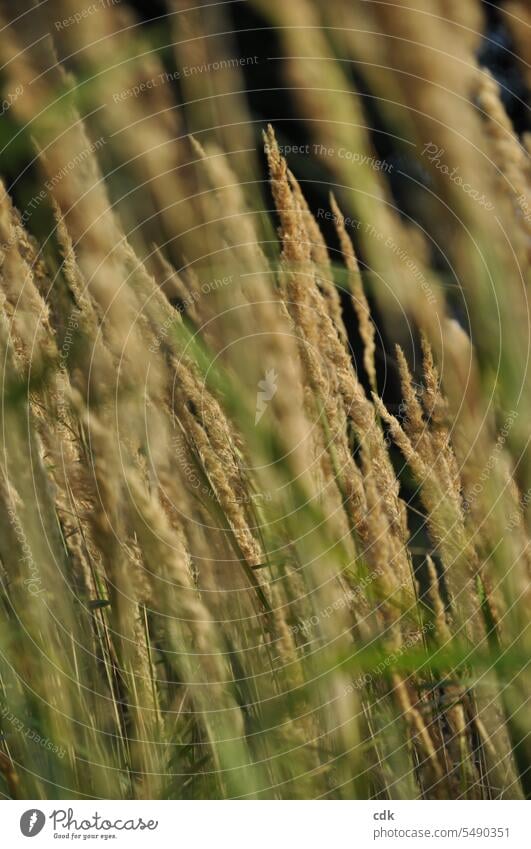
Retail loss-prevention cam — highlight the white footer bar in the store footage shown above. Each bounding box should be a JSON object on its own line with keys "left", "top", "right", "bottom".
{"left": 3, "top": 800, "right": 528, "bottom": 847}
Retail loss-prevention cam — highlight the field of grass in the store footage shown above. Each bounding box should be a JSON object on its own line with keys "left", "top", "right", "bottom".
{"left": 0, "top": 0, "right": 529, "bottom": 799}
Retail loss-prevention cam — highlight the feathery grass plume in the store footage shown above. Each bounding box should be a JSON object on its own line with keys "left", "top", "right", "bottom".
{"left": 265, "top": 128, "right": 409, "bottom": 553}
{"left": 475, "top": 69, "right": 531, "bottom": 258}
{"left": 315, "top": 0, "right": 531, "bottom": 484}
{"left": 330, "top": 193, "right": 377, "bottom": 393}
{"left": 287, "top": 171, "right": 347, "bottom": 347}
{"left": 502, "top": 2, "right": 531, "bottom": 90}
{"left": 357, "top": 465, "right": 440, "bottom": 795}
{"left": 253, "top": 0, "right": 447, "bottom": 343}
{"left": 372, "top": 389, "right": 525, "bottom": 797}
{"left": 396, "top": 342, "right": 459, "bottom": 509}
{"left": 169, "top": 0, "right": 259, "bottom": 188}
{"left": 48, "top": 0, "right": 206, "bottom": 266}
{"left": 372, "top": 390, "right": 484, "bottom": 639}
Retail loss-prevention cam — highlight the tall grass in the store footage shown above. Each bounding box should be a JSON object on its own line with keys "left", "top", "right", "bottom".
{"left": 0, "top": 0, "right": 529, "bottom": 799}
